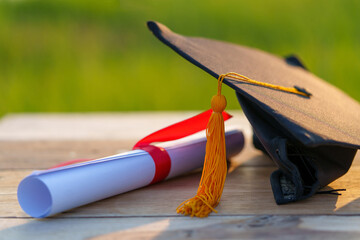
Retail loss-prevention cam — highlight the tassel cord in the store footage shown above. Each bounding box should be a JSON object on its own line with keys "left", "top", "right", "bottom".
{"left": 218, "top": 72, "right": 311, "bottom": 97}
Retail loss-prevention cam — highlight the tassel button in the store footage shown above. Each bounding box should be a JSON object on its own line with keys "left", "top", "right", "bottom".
{"left": 211, "top": 95, "right": 227, "bottom": 113}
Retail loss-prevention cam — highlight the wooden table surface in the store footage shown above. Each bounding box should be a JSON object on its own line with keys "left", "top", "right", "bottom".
{"left": 0, "top": 111, "right": 359, "bottom": 240}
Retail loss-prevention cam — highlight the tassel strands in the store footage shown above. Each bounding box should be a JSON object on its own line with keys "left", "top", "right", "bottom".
{"left": 176, "top": 74, "right": 228, "bottom": 218}
{"left": 176, "top": 72, "right": 308, "bottom": 218}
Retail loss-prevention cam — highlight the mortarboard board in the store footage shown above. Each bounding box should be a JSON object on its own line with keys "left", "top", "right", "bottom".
{"left": 147, "top": 21, "right": 360, "bottom": 206}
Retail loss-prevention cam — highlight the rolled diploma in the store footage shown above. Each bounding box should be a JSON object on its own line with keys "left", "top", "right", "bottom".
{"left": 18, "top": 129, "right": 244, "bottom": 218}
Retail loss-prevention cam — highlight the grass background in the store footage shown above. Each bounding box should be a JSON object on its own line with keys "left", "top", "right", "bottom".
{"left": 1, "top": 0, "right": 359, "bottom": 116}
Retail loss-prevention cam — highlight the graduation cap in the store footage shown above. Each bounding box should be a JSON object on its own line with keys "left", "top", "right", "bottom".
{"left": 147, "top": 21, "right": 360, "bottom": 216}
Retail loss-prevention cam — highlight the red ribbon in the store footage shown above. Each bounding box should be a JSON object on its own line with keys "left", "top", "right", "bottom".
{"left": 49, "top": 109, "right": 232, "bottom": 184}
{"left": 138, "top": 145, "right": 171, "bottom": 184}
{"left": 133, "top": 110, "right": 232, "bottom": 148}
{"left": 133, "top": 109, "right": 232, "bottom": 183}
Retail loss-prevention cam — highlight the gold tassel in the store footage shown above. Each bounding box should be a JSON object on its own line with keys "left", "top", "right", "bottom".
{"left": 176, "top": 72, "right": 309, "bottom": 218}
{"left": 176, "top": 74, "right": 227, "bottom": 218}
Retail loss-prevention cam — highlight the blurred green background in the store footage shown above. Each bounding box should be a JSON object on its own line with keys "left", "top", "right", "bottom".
{"left": 1, "top": 0, "right": 359, "bottom": 116}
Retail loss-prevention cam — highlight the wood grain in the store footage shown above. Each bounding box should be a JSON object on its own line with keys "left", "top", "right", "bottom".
{"left": 1, "top": 216, "right": 360, "bottom": 240}
{"left": 0, "top": 140, "right": 134, "bottom": 170}
{"left": 0, "top": 112, "right": 359, "bottom": 240}
{"left": 2, "top": 163, "right": 360, "bottom": 218}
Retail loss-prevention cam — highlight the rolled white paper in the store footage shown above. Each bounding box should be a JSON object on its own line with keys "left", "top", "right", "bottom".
{"left": 18, "top": 129, "right": 244, "bottom": 218}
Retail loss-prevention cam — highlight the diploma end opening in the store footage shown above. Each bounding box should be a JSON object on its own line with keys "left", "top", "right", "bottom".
{"left": 17, "top": 177, "right": 52, "bottom": 218}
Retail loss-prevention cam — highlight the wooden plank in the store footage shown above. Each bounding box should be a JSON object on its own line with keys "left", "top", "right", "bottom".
{"left": 0, "top": 112, "right": 205, "bottom": 141}
{"left": 2, "top": 164, "right": 360, "bottom": 218}
{"left": 0, "top": 111, "right": 253, "bottom": 170}
{"left": 0, "top": 137, "right": 275, "bottom": 170}
{"left": 1, "top": 112, "right": 360, "bottom": 240}
{"left": 1, "top": 216, "right": 360, "bottom": 240}
{"left": 0, "top": 112, "right": 251, "bottom": 141}
{"left": 0, "top": 140, "right": 133, "bottom": 170}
